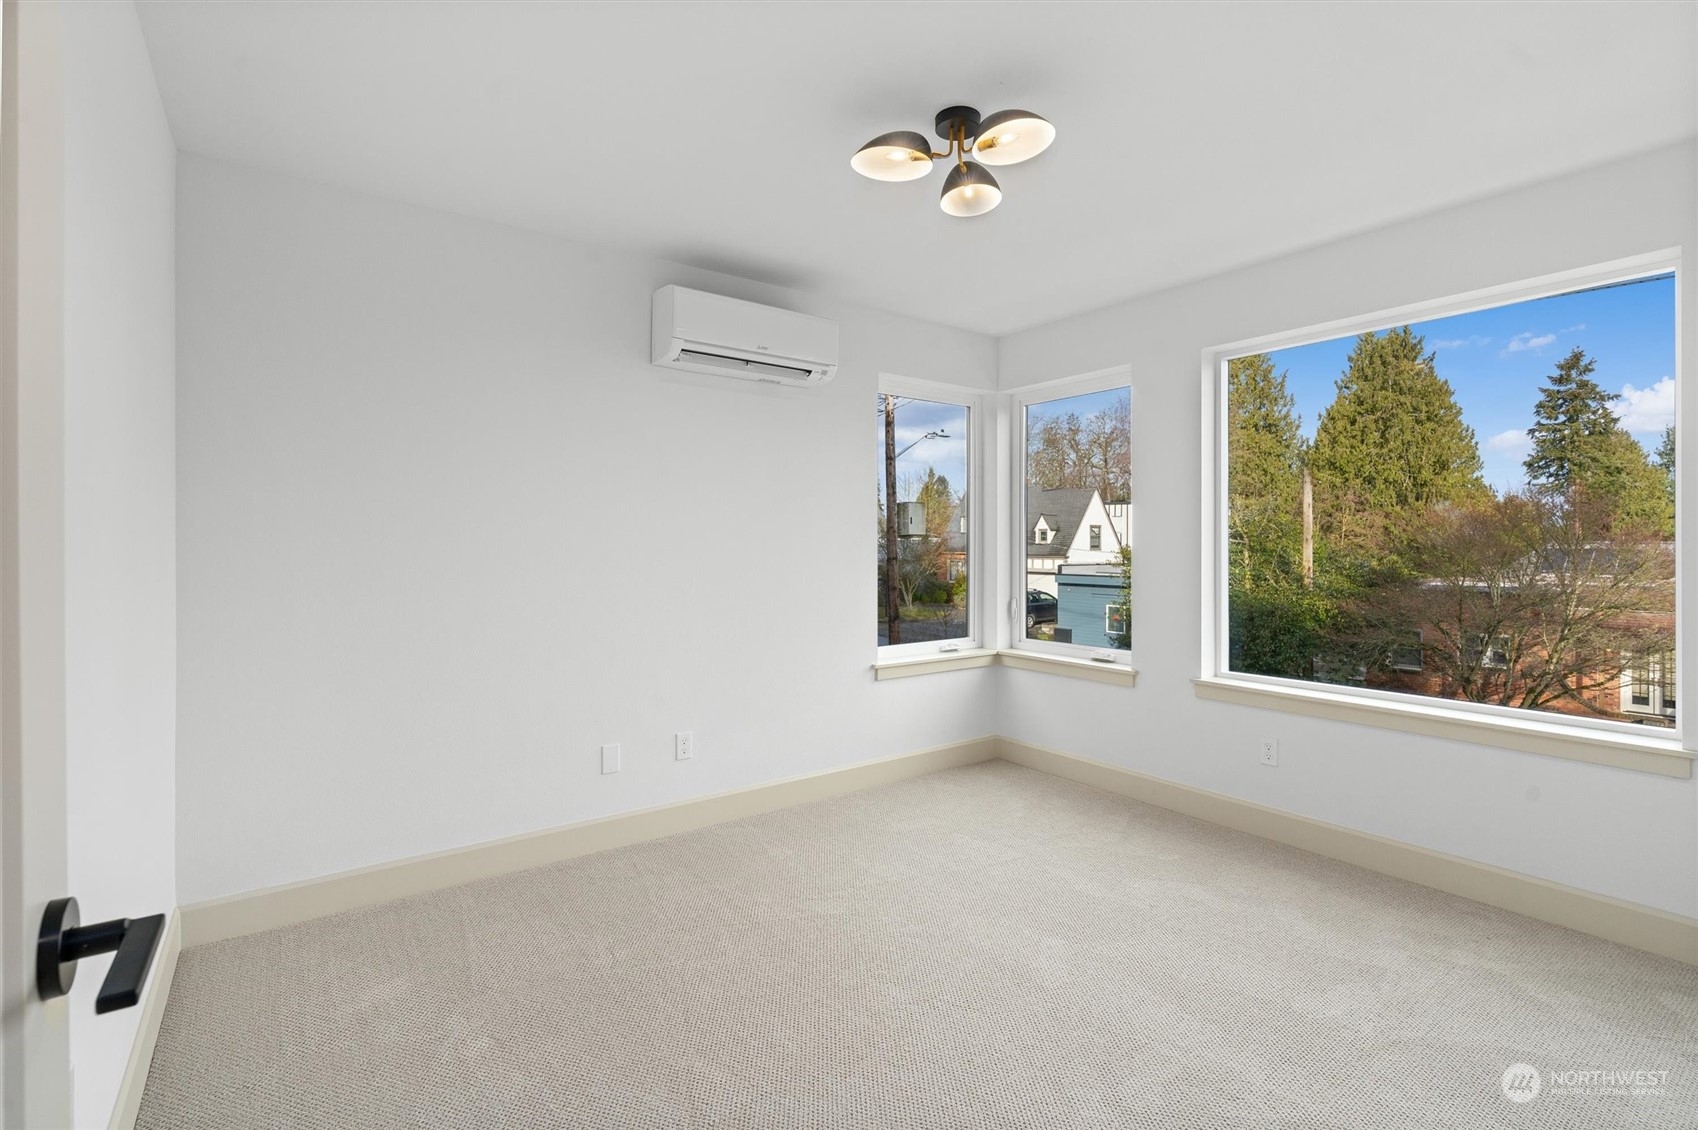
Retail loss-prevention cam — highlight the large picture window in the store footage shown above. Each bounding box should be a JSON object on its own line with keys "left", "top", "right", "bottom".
{"left": 1219, "top": 268, "right": 1678, "bottom": 732}
{"left": 877, "top": 389, "right": 973, "bottom": 655}
{"left": 1017, "top": 377, "right": 1132, "bottom": 655}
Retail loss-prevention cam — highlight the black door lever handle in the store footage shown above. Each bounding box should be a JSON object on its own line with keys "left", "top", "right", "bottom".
{"left": 37, "top": 897, "right": 165, "bottom": 1014}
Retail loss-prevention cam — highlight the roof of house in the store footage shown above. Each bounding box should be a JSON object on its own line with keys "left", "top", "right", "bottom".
{"left": 1414, "top": 542, "right": 1676, "bottom": 592}
{"left": 1026, "top": 487, "right": 1100, "bottom": 558}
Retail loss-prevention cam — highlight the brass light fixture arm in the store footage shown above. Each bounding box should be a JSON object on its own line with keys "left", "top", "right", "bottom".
{"left": 927, "top": 107, "right": 982, "bottom": 167}
{"left": 927, "top": 125, "right": 966, "bottom": 165}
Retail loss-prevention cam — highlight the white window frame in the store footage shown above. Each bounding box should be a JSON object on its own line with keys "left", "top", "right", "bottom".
{"left": 1197, "top": 250, "right": 1692, "bottom": 777}
{"left": 1008, "top": 365, "right": 1134, "bottom": 666}
{"left": 876, "top": 374, "right": 984, "bottom": 662}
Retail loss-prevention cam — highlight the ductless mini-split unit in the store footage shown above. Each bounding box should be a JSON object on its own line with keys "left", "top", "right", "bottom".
{"left": 651, "top": 285, "right": 839, "bottom": 387}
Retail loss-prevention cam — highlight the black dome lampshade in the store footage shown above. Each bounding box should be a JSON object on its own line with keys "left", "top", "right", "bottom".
{"left": 939, "top": 161, "right": 1001, "bottom": 217}
{"left": 972, "top": 110, "right": 1055, "bottom": 167}
{"left": 850, "top": 131, "right": 935, "bottom": 182}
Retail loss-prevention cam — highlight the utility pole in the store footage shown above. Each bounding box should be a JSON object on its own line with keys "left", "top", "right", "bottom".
{"left": 1301, "top": 464, "right": 1314, "bottom": 589}
{"left": 884, "top": 394, "right": 902, "bottom": 645}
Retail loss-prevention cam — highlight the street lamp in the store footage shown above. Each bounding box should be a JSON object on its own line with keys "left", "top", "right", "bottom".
{"left": 897, "top": 430, "right": 949, "bottom": 460}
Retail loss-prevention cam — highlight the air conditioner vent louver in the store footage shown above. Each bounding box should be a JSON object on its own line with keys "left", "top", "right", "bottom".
{"left": 676, "top": 350, "right": 816, "bottom": 383}
{"left": 652, "top": 286, "right": 838, "bottom": 387}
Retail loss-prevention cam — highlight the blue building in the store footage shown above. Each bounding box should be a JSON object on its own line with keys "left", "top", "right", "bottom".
{"left": 1055, "top": 566, "right": 1128, "bottom": 649}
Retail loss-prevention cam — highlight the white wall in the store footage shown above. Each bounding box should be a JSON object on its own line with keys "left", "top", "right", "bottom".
{"left": 997, "top": 142, "right": 1698, "bottom": 918}
{"left": 171, "top": 118, "right": 1696, "bottom": 930}
{"left": 60, "top": 2, "right": 177, "bottom": 1125}
{"left": 175, "top": 156, "right": 999, "bottom": 904}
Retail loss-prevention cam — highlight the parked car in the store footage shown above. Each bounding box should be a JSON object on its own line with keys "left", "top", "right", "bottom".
{"left": 1026, "top": 589, "right": 1058, "bottom": 628}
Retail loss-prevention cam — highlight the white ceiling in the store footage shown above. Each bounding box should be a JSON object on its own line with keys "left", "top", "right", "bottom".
{"left": 134, "top": 1, "right": 1698, "bottom": 336}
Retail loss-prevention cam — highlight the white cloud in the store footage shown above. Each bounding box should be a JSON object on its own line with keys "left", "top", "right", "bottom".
{"left": 1432, "top": 334, "right": 1490, "bottom": 350}
{"left": 1486, "top": 428, "right": 1531, "bottom": 455}
{"left": 1561, "top": 323, "right": 1586, "bottom": 333}
{"left": 1617, "top": 376, "right": 1675, "bottom": 434}
{"left": 1503, "top": 332, "right": 1556, "bottom": 354}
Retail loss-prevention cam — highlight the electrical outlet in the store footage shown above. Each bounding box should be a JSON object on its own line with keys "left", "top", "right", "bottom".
{"left": 1259, "top": 739, "right": 1278, "bottom": 767}
{"left": 601, "top": 743, "right": 620, "bottom": 775}
{"left": 676, "top": 731, "right": 694, "bottom": 761}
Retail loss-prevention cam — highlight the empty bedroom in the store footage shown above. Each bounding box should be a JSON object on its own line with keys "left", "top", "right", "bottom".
{"left": 2, "top": 1, "right": 1696, "bottom": 1127}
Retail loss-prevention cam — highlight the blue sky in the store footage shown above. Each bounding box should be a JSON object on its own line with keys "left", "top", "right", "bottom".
{"left": 1025, "top": 387, "right": 1129, "bottom": 434}
{"left": 877, "top": 386, "right": 1130, "bottom": 508}
{"left": 878, "top": 396, "right": 970, "bottom": 506}
{"left": 1266, "top": 272, "right": 1676, "bottom": 494}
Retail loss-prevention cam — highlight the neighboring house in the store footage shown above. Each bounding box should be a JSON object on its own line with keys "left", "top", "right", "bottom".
{"left": 1027, "top": 487, "right": 1124, "bottom": 597}
{"left": 1055, "top": 565, "right": 1129, "bottom": 648}
{"left": 1104, "top": 497, "right": 1131, "bottom": 555}
{"left": 942, "top": 528, "right": 968, "bottom": 581}
{"left": 1362, "top": 545, "right": 1676, "bottom": 727}
{"left": 938, "top": 501, "right": 969, "bottom": 582}
{"left": 1369, "top": 621, "right": 1676, "bottom": 728}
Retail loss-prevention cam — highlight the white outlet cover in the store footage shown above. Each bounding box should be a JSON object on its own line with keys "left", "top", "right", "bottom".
{"left": 601, "top": 743, "right": 620, "bottom": 774}
{"left": 676, "top": 731, "right": 693, "bottom": 760}
{"left": 1259, "top": 739, "right": 1278, "bottom": 766}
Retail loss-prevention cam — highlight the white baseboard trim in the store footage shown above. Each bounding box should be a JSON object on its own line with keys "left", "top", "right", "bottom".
{"left": 175, "top": 732, "right": 1695, "bottom": 968}
{"left": 997, "top": 737, "right": 1698, "bottom": 966}
{"left": 108, "top": 908, "right": 181, "bottom": 1130}
{"left": 181, "top": 736, "right": 1001, "bottom": 948}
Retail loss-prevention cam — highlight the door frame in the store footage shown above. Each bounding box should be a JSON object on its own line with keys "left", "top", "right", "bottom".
{"left": 1, "top": 1, "right": 74, "bottom": 1125}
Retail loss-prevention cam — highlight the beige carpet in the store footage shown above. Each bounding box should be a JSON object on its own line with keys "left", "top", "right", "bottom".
{"left": 138, "top": 761, "right": 1698, "bottom": 1128}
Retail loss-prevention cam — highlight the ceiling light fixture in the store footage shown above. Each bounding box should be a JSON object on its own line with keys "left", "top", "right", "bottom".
{"left": 972, "top": 109, "right": 1056, "bottom": 167}
{"left": 850, "top": 105, "right": 1053, "bottom": 218}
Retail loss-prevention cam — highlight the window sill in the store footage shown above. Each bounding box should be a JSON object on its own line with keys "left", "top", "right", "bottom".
{"left": 1193, "top": 676, "right": 1693, "bottom": 779}
{"left": 996, "top": 649, "right": 1138, "bottom": 687}
{"left": 872, "top": 648, "right": 1138, "bottom": 686}
{"left": 873, "top": 649, "right": 998, "bottom": 681}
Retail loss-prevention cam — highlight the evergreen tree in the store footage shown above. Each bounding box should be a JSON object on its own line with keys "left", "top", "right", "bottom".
{"left": 1224, "top": 354, "right": 1337, "bottom": 677}
{"left": 1525, "top": 348, "right": 1671, "bottom": 534}
{"left": 1308, "top": 328, "right": 1484, "bottom": 516}
{"left": 1656, "top": 424, "right": 1676, "bottom": 509}
{"left": 1594, "top": 428, "right": 1673, "bottom": 536}
{"left": 1524, "top": 347, "right": 1621, "bottom": 493}
{"left": 1225, "top": 354, "right": 1305, "bottom": 590}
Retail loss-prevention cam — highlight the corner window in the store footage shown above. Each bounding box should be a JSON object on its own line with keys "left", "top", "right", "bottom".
{"left": 877, "top": 387, "right": 974, "bottom": 656}
{"left": 1016, "top": 375, "right": 1132, "bottom": 656}
{"left": 1216, "top": 266, "right": 1677, "bottom": 736}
